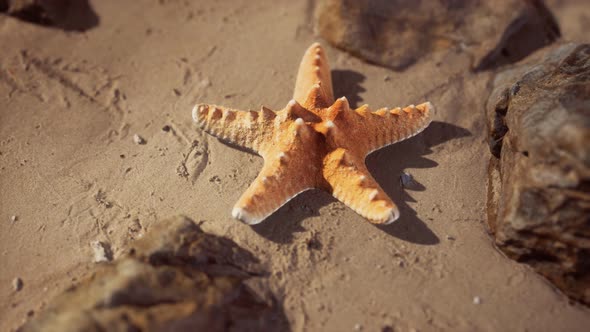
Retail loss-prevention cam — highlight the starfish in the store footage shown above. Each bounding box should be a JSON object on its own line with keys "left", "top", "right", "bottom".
{"left": 192, "top": 42, "right": 434, "bottom": 225}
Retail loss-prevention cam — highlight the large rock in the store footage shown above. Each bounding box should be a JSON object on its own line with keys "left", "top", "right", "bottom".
{"left": 315, "top": 0, "right": 560, "bottom": 70}
{"left": 486, "top": 43, "right": 590, "bottom": 305}
{"left": 19, "top": 216, "right": 288, "bottom": 332}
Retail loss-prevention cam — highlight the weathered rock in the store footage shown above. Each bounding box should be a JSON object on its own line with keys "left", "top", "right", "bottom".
{"left": 19, "top": 216, "right": 289, "bottom": 332}
{"left": 0, "top": 0, "right": 98, "bottom": 31}
{"left": 315, "top": 0, "right": 560, "bottom": 71}
{"left": 486, "top": 43, "right": 590, "bottom": 305}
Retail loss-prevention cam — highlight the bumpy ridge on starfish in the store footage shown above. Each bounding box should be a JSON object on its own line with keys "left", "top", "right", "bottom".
{"left": 192, "top": 103, "right": 278, "bottom": 155}
{"left": 358, "top": 102, "right": 434, "bottom": 154}
{"left": 192, "top": 42, "right": 434, "bottom": 225}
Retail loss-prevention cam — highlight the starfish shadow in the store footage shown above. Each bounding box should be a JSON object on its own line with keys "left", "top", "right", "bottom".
{"left": 367, "top": 121, "right": 472, "bottom": 245}
{"left": 251, "top": 190, "right": 336, "bottom": 244}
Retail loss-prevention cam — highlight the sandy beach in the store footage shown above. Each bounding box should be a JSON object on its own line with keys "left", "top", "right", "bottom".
{"left": 1, "top": 1, "right": 589, "bottom": 331}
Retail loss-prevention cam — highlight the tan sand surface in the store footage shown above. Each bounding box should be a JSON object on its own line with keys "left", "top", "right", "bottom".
{"left": 1, "top": 1, "right": 589, "bottom": 331}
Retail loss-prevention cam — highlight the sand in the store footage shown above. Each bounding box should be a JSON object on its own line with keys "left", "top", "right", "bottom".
{"left": 1, "top": 1, "right": 589, "bottom": 331}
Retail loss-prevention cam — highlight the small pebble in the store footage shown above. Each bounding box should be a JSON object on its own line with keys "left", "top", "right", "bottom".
{"left": 400, "top": 171, "right": 415, "bottom": 188}
{"left": 446, "top": 235, "right": 455, "bottom": 241}
{"left": 12, "top": 277, "right": 23, "bottom": 291}
{"left": 10, "top": 215, "right": 17, "bottom": 222}
{"left": 354, "top": 323, "right": 363, "bottom": 331}
{"left": 381, "top": 325, "right": 394, "bottom": 332}
{"left": 91, "top": 241, "right": 112, "bottom": 263}
{"left": 473, "top": 296, "right": 481, "bottom": 304}
{"left": 133, "top": 134, "right": 146, "bottom": 145}
{"left": 383, "top": 75, "right": 391, "bottom": 82}
{"left": 162, "top": 125, "right": 171, "bottom": 132}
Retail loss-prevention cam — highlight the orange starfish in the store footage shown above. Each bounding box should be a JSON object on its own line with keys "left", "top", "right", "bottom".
{"left": 193, "top": 43, "right": 434, "bottom": 225}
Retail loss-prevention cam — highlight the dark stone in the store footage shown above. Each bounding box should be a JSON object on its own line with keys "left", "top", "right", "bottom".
{"left": 314, "top": 0, "right": 560, "bottom": 71}
{"left": 19, "top": 216, "right": 289, "bottom": 332}
{"left": 486, "top": 43, "right": 590, "bottom": 305}
{"left": 0, "top": 0, "right": 99, "bottom": 31}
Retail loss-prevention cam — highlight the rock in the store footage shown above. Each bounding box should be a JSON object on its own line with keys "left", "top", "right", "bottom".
{"left": 0, "top": 0, "right": 98, "bottom": 31}
{"left": 399, "top": 171, "right": 425, "bottom": 191}
{"left": 314, "top": 0, "right": 560, "bottom": 71}
{"left": 399, "top": 171, "right": 416, "bottom": 189}
{"left": 486, "top": 43, "right": 590, "bottom": 305}
{"left": 12, "top": 277, "right": 23, "bottom": 291}
{"left": 19, "top": 216, "right": 288, "bottom": 331}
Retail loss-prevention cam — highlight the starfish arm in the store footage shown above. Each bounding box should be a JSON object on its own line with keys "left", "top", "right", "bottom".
{"left": 232, "top": 154, "right": 315, "bottom": 225}
{"left": 360, "top": 102, "right": 434, "bottom": 154}
{"left": 330, "top": 100, "right": 434, "bottom": 155}
{"left": 322, "top": 149, "right": 399, "bottom": 224}
{"left": 192, "top": 103, "right": 277, "bottom": 154}
{"left": 293, "top": 42, "right": 334, "bottom": 109}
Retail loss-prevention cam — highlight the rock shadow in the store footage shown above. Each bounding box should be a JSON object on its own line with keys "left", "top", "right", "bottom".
{"left": 331, "top": 69, "right": 366, "bottom": 108}
{"left": 474, "top": 0, "right": 560, "bottom": 71}
{"left": 1, "top": 0, "right": 99, "bottom": 31}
